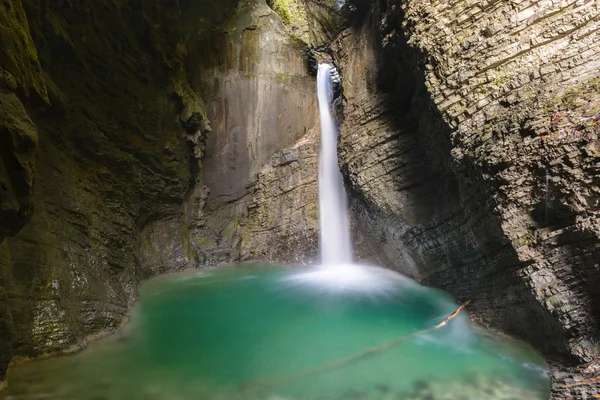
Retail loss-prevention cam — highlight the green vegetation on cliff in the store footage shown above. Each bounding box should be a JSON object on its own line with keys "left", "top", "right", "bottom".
{"left": 267, "top": 0, "right": 309, "bottom": 42}
{"left": 0, "top": 0, "right": 48, "bottom": 101}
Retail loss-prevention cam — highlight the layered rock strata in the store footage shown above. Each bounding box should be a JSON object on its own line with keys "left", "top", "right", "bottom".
{"left": 139, "top": 0, "right": 321, "bottom": 270}
{"left": 0, "top": 0, "right": 322, "bottom": 385}
{"left": 0, "top": 0, "right": 325, "bottom": 385}
{"left": 332, "top": 0, "right": 600, "bottom": 397}
{"left": 3, "top": 0, "right": 599, "bottom": 398}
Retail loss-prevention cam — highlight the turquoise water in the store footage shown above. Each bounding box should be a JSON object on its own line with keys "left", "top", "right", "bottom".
{"left": 2, "top": 264, "right": 550, "bottom": 399}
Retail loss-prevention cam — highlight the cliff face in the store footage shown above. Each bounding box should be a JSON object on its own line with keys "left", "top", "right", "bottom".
{"left": 2, "top": 0, "right": 599, "bottom": 397}
{"left": 139, "top": 0, "right": 321, "bottom": 270}
{"left": 187, "top": 0, "right": 320, "bottom": 265}
{"left": 1, "top": 0, "right": 46, "bottom": 385}
{"left": 332, "top": 0, "right": 600, "bottom": 397}
{"left": 0, "top": 0, "right": 322, "bottom": 384}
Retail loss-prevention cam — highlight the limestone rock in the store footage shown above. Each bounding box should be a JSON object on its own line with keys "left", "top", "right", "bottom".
{"left": 184, "top": 0, "right": 321, "bottom": 267}
{"left": 332, "top": 0, "right": 600, "bottom": 396}
{"left": 0, "top": 88, "right": 37, "bottom": 240}
{"left": 0, "top": 0, "right": 234, "bottom": 383}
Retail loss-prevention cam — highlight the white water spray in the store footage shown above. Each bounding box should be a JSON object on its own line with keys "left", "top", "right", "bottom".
{"left": 317, "top": 64, "right": 353, "bottom": 265}
{"left": 285, "top": 64, "right": 396, "bottom": 291}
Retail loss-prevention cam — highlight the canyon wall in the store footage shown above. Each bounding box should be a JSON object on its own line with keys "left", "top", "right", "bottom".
{"left": 0, "top": 0, "right": 321, "bottom": 385}
{"left": 0, "top": 0, "right": 43, "bottom": 385}
{"left": 2, "top": 0, "right": 599, "bottom": 397}
{"left": 0, "top": 0, "right": 204, "bottom": 383}
{"left": 332, "top": 0, "right": 600, "bottom": 397}
{"left": 139, "top": 0, "right": 321, "bottom": 270}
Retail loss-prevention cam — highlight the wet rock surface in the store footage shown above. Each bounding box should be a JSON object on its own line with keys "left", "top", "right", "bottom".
{"left": 0, "top": 0, "right": 322, "bottom": 385}
{"left": 1, "top": 0, "right": 599, "bottom": 397}
{"left": 0, "top": 0, "right": 45, "bottom": 384}
{"left": 0, "top": 0, "right": 232, "bottom": 383}
{"left": 331, "top": 0, "right": 600, "bottom": 397}
{"left": 141, "top": 132, "right": 320, "bottom": 269}
{"left": 139, "top": 0, "right": 321, "bottom": 268}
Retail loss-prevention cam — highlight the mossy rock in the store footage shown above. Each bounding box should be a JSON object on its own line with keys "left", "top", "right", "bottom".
{"left": 0, "top": 0, "right": 48, "bottom": 101}
{"left": 267, "top": 0, "right": 309, "bottom": 42}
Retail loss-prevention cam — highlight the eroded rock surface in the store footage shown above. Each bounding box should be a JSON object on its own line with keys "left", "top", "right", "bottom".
{"left": 1, "top": 0, "right": 599, "bottom": 397}
{"left": 332, "top": 0, "right": 600, "bottom": 397}
{"left": 141, "top": 0, "right": 321, "bottom": 268}
{"left": 0, "top": 0, "right": 228, "bottom": 383}
{"left": 0, "top": 0, "right": 45, "bottom": 385}
{"left": 0, "top": 0, "right": 324, "bottom": 386}
{"left": 140, "top": 132, "right": 320, "bottom": 270}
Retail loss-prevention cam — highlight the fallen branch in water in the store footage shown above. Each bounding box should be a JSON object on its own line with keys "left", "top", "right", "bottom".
{"left": 242, "top": 300, "right": 472, "bottom": 390}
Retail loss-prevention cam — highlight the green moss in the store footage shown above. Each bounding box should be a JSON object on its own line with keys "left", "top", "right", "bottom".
{"left": 179, "top": 208, "right": 196, "bottom": 261}
{"left": 0, "top": 0, "right": 48, "bottom": 102}
{"left": 275, "top": 73, "right": 292, "bottom": 85}
{"left": 267, "top": 0, "right": 309, "bottom": 42}
{"left": 268, "top": 0, "right": 293, "bottom": 24}
{"left": 288, "top": 33, "right": 306, "bottom": 47}
{"left": 518, "top": 232, "right": 534, "bottom": 247}
{"left": 482, "top": 69, "right": 514, "bottom": 94}
{"left": 306, "top": 204, "right": 318, "bottom": 221}
{"left": 545, "top": 295, "right": 562, "bottom": 308}
{"left": 553, "top": 76, "right": 600, "bottom": 111}
{"left": 221, "top": 219, "right": 238, "bottom": 239}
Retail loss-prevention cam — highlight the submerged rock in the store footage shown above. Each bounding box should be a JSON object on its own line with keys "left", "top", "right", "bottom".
{"left": 401, "top": 376, "right": 546, "bottom": 400}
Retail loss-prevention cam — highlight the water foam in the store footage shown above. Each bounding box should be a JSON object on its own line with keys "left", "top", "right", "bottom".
{"left": 317, "top": 64, "right": 353, "bottom": 265}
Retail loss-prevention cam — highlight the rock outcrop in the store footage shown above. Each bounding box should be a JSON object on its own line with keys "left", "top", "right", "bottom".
{"left": 139, "top": 0, "right": 321, "bottom": 269}
{"left": 331, "top": 0, "right": 600, "bottom": 397}
{"left": 0, "top": 0, "right": 323, "bottom": 385}
{"left": 0, "top": 0, "right": 45, "bottom": 386}
{"left": 2, "top": 0, "right": 599, "bottom": 397}
{"left": 0, "top": 0, "right": 206, "bottom": 383}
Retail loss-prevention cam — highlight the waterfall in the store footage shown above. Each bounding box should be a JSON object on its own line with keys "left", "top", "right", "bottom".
{"left": 317, "top": 64, "right": 353, "bottom": 265}
{"left": 285, "top": 64, "right": 404, "bottom": 288}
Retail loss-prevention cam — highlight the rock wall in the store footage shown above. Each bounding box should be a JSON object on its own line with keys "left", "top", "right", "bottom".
{"left": 4, "top": 0, "right": 597, "bottom": 396}
{"left": 0, "top": 0, "right": 229, "bottom": 384}
{"left": 332, "top": 0, "right": 600, "bottom": 397}
{"left": 140, "top": 133, "right": 320, "bottom": 271}
{"left": 140, "top": 0, "right": 321, "bottom": 269}
{"left": 0, "top": 0, "right": 45, "bottom": 386}
{"left": 0, "top": 0, "right": 319, "bottom": 386}
{"left": 0, "top": 0, "right": 321, "bottom": 385}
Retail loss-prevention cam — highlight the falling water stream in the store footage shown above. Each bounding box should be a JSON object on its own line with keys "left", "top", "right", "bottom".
{"left": 0, "top": 65, "right": 551, "bottom": 400}
{"left": 317, "top": 64, "right": 353, "bottom": 265}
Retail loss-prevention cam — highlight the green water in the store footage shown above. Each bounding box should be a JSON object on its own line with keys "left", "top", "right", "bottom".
{"left": 2, "top": 264, "right": 550, "bottom": 400}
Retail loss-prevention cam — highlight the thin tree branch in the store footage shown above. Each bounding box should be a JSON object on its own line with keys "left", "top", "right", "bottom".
{"left": 242, "top": 300, "right": 472, "bottom": 390}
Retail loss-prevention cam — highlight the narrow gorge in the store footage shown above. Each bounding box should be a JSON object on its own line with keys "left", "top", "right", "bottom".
{"left": 0, "top": 0, "right": 599, "bottom": 398}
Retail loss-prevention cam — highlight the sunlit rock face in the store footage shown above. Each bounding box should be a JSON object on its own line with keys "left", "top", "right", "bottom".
{"left": 0, "top": 0, "right": 322, "bottom": 383}
{"left": 1, "top": 0, "right": 598, "bottom": 397}
{"left": 195, "top": 0, "right": 320, "bottom": 264}
{"left": 330, "top": 0, "right": 600, "bottom": 397}
{"left": 0, "top": 0, "right": 323, "bottom": 382}
{"left": 140, "top": 0, "right": 321, "bottom": 269}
